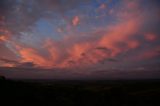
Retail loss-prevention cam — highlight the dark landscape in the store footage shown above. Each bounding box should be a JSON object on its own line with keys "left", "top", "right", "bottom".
{"left": 1, "top": 77, "right": 160, "bottom": 106}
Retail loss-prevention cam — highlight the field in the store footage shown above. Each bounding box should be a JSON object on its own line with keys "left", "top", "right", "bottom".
{"left": 1, "top": 79, "right": 160, "bottom": 106}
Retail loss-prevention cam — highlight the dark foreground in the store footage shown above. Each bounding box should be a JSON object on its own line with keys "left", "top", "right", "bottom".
{"left": 0, "top": 79, "right": 160, "bottom": 106}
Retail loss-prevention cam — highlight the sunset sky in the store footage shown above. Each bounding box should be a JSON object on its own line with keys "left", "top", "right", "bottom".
{"left": 0, "top": 0, "right": 160, "bottom": 79}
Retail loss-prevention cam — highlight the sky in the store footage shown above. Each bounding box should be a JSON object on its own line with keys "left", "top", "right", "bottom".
{"left": 0, "top": 0, "right": 160, "bottom": 79}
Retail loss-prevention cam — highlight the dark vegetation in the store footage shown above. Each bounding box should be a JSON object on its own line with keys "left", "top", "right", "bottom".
{"left": 0, "top": 78, "right": 160, "bottom": 106}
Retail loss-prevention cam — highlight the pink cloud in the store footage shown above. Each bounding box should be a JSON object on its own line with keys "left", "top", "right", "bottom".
{"left": 144, "top": 33, "right": 157, "bottom": 41}
{"left": 72, "top": 16, "right": 80, "bottom": 26}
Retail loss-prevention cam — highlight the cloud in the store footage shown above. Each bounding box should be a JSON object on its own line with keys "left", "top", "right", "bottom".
{"left": 0, "top": 58, "right": 19, "bottom": 64}
{"left": 1, "top": 0, "right": 142, "bottom": 69}
{"left": 72, "top": 16, "right": 80, "bottom": 26}
{"left": 99, "top": 3, "right": 107, "bottom": 10}
{"left": 144, "top": 33, "right": 157, "bottom": 42}
{"left": 0, "top": 0, "right": 93, "bottom": 36}
{"left": 0, "top": 0, "right": 159, "bottom": 70}
{"left": 0, "top": 57, "right": 36, "bottom": 68}
{"left": 132, "top": 46, "right": 160, "bottom": 61}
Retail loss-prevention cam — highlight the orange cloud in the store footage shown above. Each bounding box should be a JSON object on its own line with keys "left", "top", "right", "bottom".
{"left": 10, "top": 10, "right": 141, "bottom": 69}
{"left": 19, "top": 48, "right": 46, "bottom": 65}
{"left": 0, "top": 28, "right": 11, "bottom": 42}
{"left": 0, "top": 36, "right": 8, "bottom": 41}
{"left": 127, "top": 40, "right": 139, "bottom": 49}
{"left": 2, "top": 63, "right": 15, "bottom": 67}
{"left": 13, "top": 44, "right": 52, "bottom": 68}
{"left": 99, "top": 18, "right": 140, "bottom": 56}
{"left": 58, "top": 18, "right": 141, "bottom": 68}
{"left": 43, "top": 39, "right": 61, "bottom": 65}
